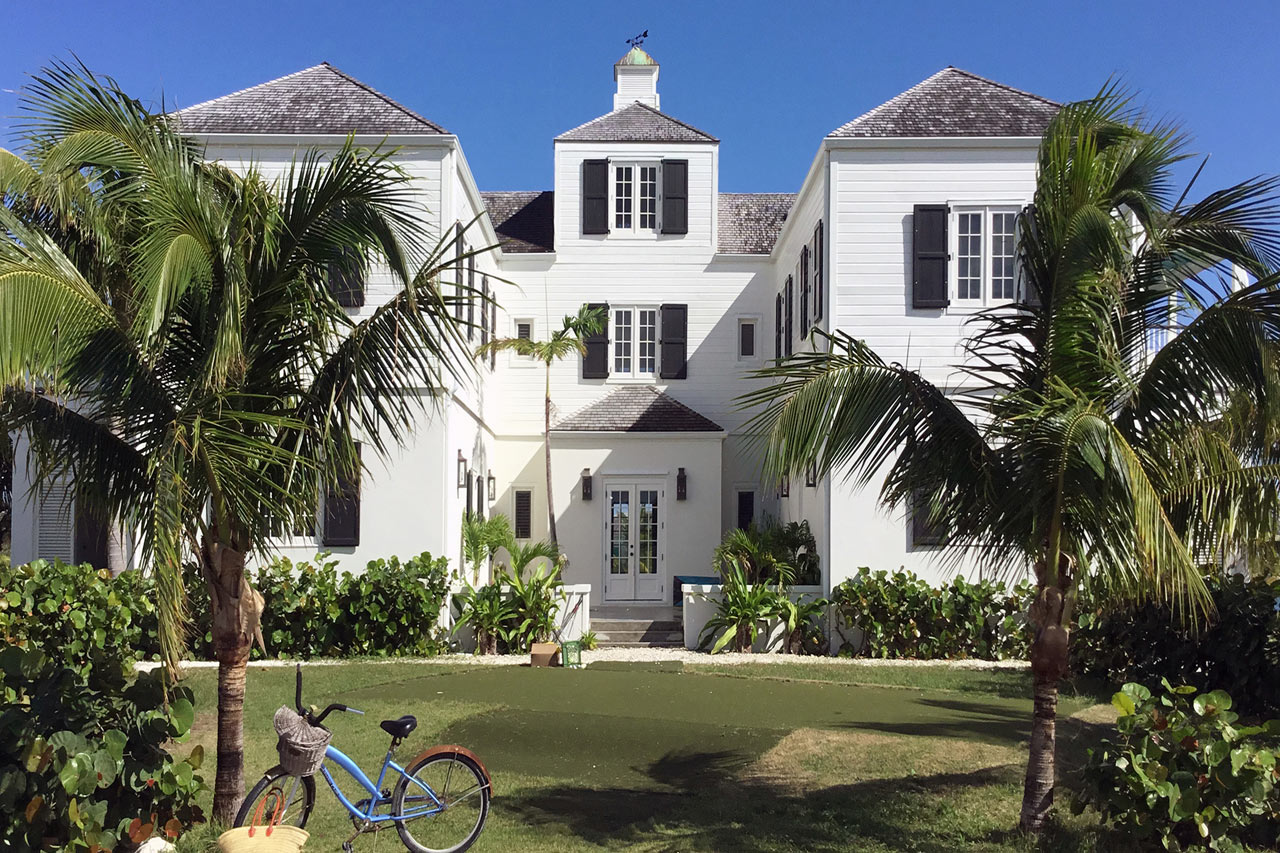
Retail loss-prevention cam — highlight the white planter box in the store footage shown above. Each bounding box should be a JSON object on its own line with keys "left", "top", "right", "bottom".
{"left": 683, "top": 584, "right": 826, "bottom": 653}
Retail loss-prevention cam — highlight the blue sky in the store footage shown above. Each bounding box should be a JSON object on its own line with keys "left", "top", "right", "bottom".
{"left": 2, "top": 1, "right": 1276, "bottom": 195}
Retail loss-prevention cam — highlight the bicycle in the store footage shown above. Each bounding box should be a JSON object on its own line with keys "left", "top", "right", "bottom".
{"left": 234, "top": 665, "right": 491, "bottom": 853}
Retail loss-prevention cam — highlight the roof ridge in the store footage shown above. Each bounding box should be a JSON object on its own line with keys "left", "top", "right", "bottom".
{"left": 944, "top": 66, "right": 1061, "bottom": 107}
{"left": 827, "top": 67, "right": 952, "bottom": 137}
{"left": 719, "top": 191, "right": 798, "bottom": 197}
{"left": 554, "top": 101, "right": 718, "bottom": 142}
{"left": 631, "top": 101, "right": 718, "bottom": 142}
{"left": 320, "top": 63, "right": 449, "bottom": 133}
{"left": 173, "top": 63, "right": 329, "bottom": 114}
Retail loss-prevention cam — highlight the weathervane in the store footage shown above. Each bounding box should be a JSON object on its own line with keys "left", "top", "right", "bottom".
{"left": 626, "top": 30, "right": 648, "bottom": 49}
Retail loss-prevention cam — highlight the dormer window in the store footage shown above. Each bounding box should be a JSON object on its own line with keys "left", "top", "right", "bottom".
{"left": 614, "top": 163, "right": 659, "bottom": 232}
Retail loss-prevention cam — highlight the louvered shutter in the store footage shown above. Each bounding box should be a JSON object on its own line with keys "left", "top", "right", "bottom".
{"left": 37, "top": 481, "right": 74, "bottom": 563}
{"left": 481, "top": 276, "right": 490, "bottom": 347}
{"left": 775, "top": 294, "right": 782, "bottom": 359}
{"left": 582, "top": 160, "right": 609, "bottom": 235}
{"left": 784, "top": 276, "right": 794, "bottom": 357}
{"left": 466, "top": 257, "right": 476, "bottom": 340}
{"left": 74, "top": 504, "right": 109, "bottom": 569}
{"left": 800, "top": 246, "right": 810, "bottom": 336}
{"left": 814, "top": 220, "right": 824, "bottom": 321}
{"left": 1019, "top": 204, "right": 1042, "bottom": 308}
{"left": 490, "top": 303, "right": 498, "bottom": 368}
{"left": 453, "top": 225, "right": 465, "bottom": 319}
{"left": 514, "top": 490, "right": 532, "bottom": 539}
{"left": 912, "top": 205, "right": 949, "bottom": 308}
{"left": 659, "top": 303, "right": 688, "bottom": 379}
{"left": 660, "top": 159, "right": 688, "bottom": 235}
{"left": 736, "top": 491, "right": 755, "bottom": 531}
{"left": 328, "top": 254, "right": 365, "bottom": 308}
{"left": 582, "top": 302, "right": 610, "bottom": 378}
{"left": 323, "top": 444, "right": 361, "bottom": 547}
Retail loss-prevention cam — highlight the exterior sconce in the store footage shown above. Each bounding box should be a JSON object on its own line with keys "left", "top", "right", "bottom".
{"left": 778, "top": 475, "right": 790, "bottom": 498}
{"left": 676, "top": 467, "right": 688, "bottom": 501}
{"left": 581, "top": 468, "right": 593, "bottom": 501}
{"left": 487, "top": 470, "right": 496, "bottom": 501}
{"left": 457, "top": 451, "right": 467, "bottom": 489}
{"left": 806, "top": 462, "right": 818, "bottom": 488}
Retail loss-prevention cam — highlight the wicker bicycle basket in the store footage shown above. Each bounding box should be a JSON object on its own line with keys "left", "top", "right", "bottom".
{"left": 273, "top": 706, "right": 331, "bottom": 777}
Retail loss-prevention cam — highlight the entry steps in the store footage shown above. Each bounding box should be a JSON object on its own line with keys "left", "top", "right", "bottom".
{"left": 592, "top": 617, "right": 683, "bottom": 648}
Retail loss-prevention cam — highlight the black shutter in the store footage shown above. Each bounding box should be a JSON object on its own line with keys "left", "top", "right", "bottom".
{"left": 912, "top": 204, "right": 949, "bottom": 309}
{"left": 775, "top": 294, "right": 782, "bottom": 359}
{"left": 582, "top": 160, "right": 609, "bottom": 235}
{"left": 328, "top": 258, "right": 365, "bottom": 308}
{"left": 73, "top": 505, "right": 108, "bottom": 569}
{"left": 490, "top": 303, "right": 498, "bottom": 369}
{"left": 514, "top": 490, "right": 532, "bottom": 539}
{"left": 323, "top": 443, "right": 361, "bottom": 547}
{"left": 800, "top": 246, "right": 810, "bottom": 336}
{"left": 814, "top": 220, "right": 824, "bottom": 321}
{"left": 736, "top": 491, "right": 755, "bottom": 531}
{"left": 465, "top": 473, "right": 475, "bottom": 520}
{"left": 1019, "top": 204, "right": 1042, "bottom": 308}
{"left": 911, "top": 488, "right": 947, "bottom": 547}
{"left": 661, "top": 159, "right": 688, "bottom": 235}
{"left": 659, "top": 303, "right": 688, "bottom": 379}
{"left": 481, "top": 275, "right": 489, "bottom": 347}
{"left": 476, "top": 475, "right": 485, "bottom": 520}
{"left": 466, "top": 257, "right": 475, "bottom": 340}
{"left": 784, "top": 276, "right": 794, "bottom": 357}
{"left": 582, "top": 302, "right": 610, "bottom": 378}
{"left": 453, "top": 226, "right": 465, "bottom": 320}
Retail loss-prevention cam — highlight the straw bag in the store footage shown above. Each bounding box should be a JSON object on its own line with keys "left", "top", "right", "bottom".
{"left": 217, "top": 825, "right": 309, "bottom": 853}
{"left": 273, "top": 706, "right": 331, "bottom": 777}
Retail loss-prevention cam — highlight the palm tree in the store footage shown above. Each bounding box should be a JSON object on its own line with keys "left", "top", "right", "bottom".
{"left": 478, "top": 305, "right": 605, "bottom": 545}
{"left": 0, "top": 62, "right": 486, "bottom": 822}
{"left": 741, "top": 88, "right": 1280, "bottom": 833}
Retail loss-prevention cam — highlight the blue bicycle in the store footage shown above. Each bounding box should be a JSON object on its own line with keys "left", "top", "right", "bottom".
{"left": 234, "top": 665, "right": 491, "bottom": 853}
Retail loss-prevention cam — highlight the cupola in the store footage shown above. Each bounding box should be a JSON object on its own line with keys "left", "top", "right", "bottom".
{"left": 614, "top": 46, "right": 659, "bottom": 111}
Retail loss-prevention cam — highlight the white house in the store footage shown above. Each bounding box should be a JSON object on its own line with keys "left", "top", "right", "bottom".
{"left": 10, "top": 50, "right": 1062, "bottom": 609}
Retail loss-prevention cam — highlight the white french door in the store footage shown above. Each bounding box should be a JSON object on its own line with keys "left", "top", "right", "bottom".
{"left": 603, "top": 480, "right": 664, "bottom": 602}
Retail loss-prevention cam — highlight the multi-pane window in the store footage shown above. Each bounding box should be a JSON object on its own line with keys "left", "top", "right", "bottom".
{"left": 612, "top": 305, "right": 658, "bottom": 378}
{"left": 954, "top": 207, "right": 1020, "bottom": 304}
{"left": 956, "top": 212, "right": 983, "bottom": 300}
{"left": 613, "top": 163, "right": 659, "bottom": 233}
{"left": 991, "top": 211, "right": 1017, "bottom": 300}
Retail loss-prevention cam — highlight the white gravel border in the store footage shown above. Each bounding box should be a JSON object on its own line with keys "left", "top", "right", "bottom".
{"left": 138, "top": 649, "right": 1028, "bottom": 672}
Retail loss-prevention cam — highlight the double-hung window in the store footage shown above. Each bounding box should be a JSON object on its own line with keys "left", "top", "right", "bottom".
{"left": 952, "top": 206, "right": 1020, "bottom": 306}
{"left": 613, "top": 163, "right": 659, "bottom": 233}
{"left": 611, "top": 305, "right": 658, "bottom": 378}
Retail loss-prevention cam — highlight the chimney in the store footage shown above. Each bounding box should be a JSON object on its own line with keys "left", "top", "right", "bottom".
{"left": 614, "top": 46, "right": 659, "bottom": 111}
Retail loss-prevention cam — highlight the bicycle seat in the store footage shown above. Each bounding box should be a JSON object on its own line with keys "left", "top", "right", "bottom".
{"left": 380, "top": 715, "right": 417, "bottom": 739}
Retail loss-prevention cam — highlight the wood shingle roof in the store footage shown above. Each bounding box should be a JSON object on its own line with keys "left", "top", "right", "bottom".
{"left": 172, "top": 63, "right": 448, "bottom": 136}
{"left": 829, "top": 67, "right": 1059, "bottom": 139}
{"left": 717, "top": 193, "right": 796, "bottom": 255}
{"left": 555, "top": 102, "right": 718, "bottom": 144}
{"left": 553, "top": 386, "right": 723, "bottom": 432}
{"left": 480, "top": 191, "right": 555, "bottom": 253}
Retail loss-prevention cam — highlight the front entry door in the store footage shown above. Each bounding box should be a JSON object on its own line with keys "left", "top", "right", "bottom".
{"left": 603, "top": 481, "right": 664, "bottom": 602}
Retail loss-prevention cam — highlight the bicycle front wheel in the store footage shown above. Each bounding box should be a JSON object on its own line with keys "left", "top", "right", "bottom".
{"left": 234, "top": 765, "right": 317, "bottom": 830}
{"left": 393, "top": 752, "right": 490, "bottom": 853}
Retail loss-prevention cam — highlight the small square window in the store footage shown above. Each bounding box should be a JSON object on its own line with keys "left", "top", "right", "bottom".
{"left": 738, "top": 320, "right": 756, "bottom": 359}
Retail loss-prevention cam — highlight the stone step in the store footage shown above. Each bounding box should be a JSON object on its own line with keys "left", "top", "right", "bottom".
{"left": 595, "top": 629, "right": 684, "bottom": 645}
{"left": 592, "top": 619, "right": 682, "bottom": 633}
{"left": 597, "top": 639, "right": 686, "bottom": 648}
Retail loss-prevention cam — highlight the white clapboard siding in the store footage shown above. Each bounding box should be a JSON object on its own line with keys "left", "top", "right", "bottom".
{"left": 36, "top": 481, "right": 75, "bottom": 563}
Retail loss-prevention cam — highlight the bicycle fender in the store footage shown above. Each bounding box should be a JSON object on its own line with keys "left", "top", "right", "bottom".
{"left": 409, "top": 745, "right": 492, "bottom": 794}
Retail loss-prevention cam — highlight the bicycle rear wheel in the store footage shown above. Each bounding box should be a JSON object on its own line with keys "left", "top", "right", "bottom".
{"left": 234, "top": 765, "right": 317, "bottom": 829}
{"left": 392, "top": 752, "right": 489, "bottom": 853}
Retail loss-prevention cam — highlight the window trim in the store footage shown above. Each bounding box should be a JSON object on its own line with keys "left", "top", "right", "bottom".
{"left": 737, "top": 315, "right": 761, "bottom": 363}
{"left": 609, "top": 303, "right": 660, "bottom": 381}
{"left": 950, "top": 204, "right": 1021, "bottom": 308}
{"left": 609, "top": 161, "right": 661, "bottom": 235}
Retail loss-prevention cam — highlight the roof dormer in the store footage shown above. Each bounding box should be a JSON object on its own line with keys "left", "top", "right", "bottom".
{"left": 614, "top": 46, "right": 660, "bottom": 111}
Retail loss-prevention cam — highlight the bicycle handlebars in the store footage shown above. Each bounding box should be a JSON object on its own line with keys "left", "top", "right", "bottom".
{"left": 294, "top": 664, "right": 364, "bottom": 726}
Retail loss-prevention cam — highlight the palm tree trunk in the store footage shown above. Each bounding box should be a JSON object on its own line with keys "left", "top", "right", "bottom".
{"left": 544, "top": 363, "right": 557, "bottom": 546}
{"left": 204, "top": 531, "right": 255, "bottom": 825}
{"left": 1020, "top": 555, "right": 1072, "bottom": 833}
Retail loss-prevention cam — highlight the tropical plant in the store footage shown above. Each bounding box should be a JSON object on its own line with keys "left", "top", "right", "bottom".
{"left": 505, "top": 538, "right": 561, "bottom": 580}
{"left": 0, "top": 62, "right": 486, "bottom": 821}
{"left": 1074, "top": 681, "right": 1280, "bottom": 851}
{"left": 579, "top": 629, "right": 599, "bottom": 651}
{"left": 452, "top": 583, "right": 513, "bottom": 656}
{"left": 500, "top": 558, "right": 565, "bottom": 652}
{"left": 477, "top": 305, "right": 606, "bottom": 545}
{"left": 774, "top": 593, "right": 829, "bottom": 655}
{"left": 461, "top": 513, "right": 512, "bottom": 583}
{"left": 698, "top": 558, "right": 781, "bottom": 653}
{"left": 741, "top": 87, "right": 1280, "bottom": 831}
{"left": 712, "top": 519, "right": 820, "bottom": 586}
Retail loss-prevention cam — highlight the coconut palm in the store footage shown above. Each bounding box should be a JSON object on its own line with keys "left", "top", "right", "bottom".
{"left": 477, "top": 304, "right": 605, "bottom": 545}
{"left": 741, "top": 87, "right": 1280, "bottom": 832}
{"left": 0, "top": 62, "right": 488, "bottom": 821}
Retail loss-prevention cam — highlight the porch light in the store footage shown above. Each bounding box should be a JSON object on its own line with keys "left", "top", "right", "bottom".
{"left": 457, "top": 451, "right": 467, "bottom": 489}
{"left": 806, "top": 462, "right": 817, "bottom": 488}
{"left": 778, "top": 475, "right": 790, "bottom": 498}
{"left": 676, "top": 467, "right": 688, "bottom": 501}
{"left": 487, "top": 471, "right": 496, "bottom": 501}
{"left": 581, "top": 468, "right": 593, "bottom": 501}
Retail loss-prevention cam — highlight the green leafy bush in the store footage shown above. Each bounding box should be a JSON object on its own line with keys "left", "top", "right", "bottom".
{"left": 337, "top": 553, "right": 450, "bottom": 656}
{"left": 713, "top": 520, "right": 820, "bottom": 585}
{"left": 831, "top": 567, "right": 1032, "bottom": 660}
{"left": 1072, "top": 574, "right": 1280, "bottom": 719}
{"left": 500, "top": 558, "right": 565, "bottom": 652}
{"left": 1074, "top": 681, "right": 1280, "bottom": 851}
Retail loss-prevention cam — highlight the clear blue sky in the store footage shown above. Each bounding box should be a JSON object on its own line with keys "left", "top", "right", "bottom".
{"left": 2, "top": 0, "right": 1276, "bottom": 195}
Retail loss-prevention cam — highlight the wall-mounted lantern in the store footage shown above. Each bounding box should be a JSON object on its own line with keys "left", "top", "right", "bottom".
{"left": 581, "top": 468, "right": 593, "bottom": 501}
{"left": 676, "top": 467, "right": 688, "bottom": 501}
{"left": 457, "top": 451, "right": 468, "bottom": 489}
{"left": 778, "top": 475, "right": 790, "bottom": 498}
{"left": 805, "top": 462, "right": 818, "bottom": 488}
{"left": 487, "top": 470, "right": 497, "bottom": 502}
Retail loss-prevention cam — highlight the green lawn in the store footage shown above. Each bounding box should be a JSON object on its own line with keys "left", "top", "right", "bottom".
{"left": 175, "top": 660, "right": 1127, "bottom": 852}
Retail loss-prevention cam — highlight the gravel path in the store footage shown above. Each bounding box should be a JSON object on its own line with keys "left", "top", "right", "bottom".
{"left": 138, "top": 649, "right": 1029, "bottom": 672}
